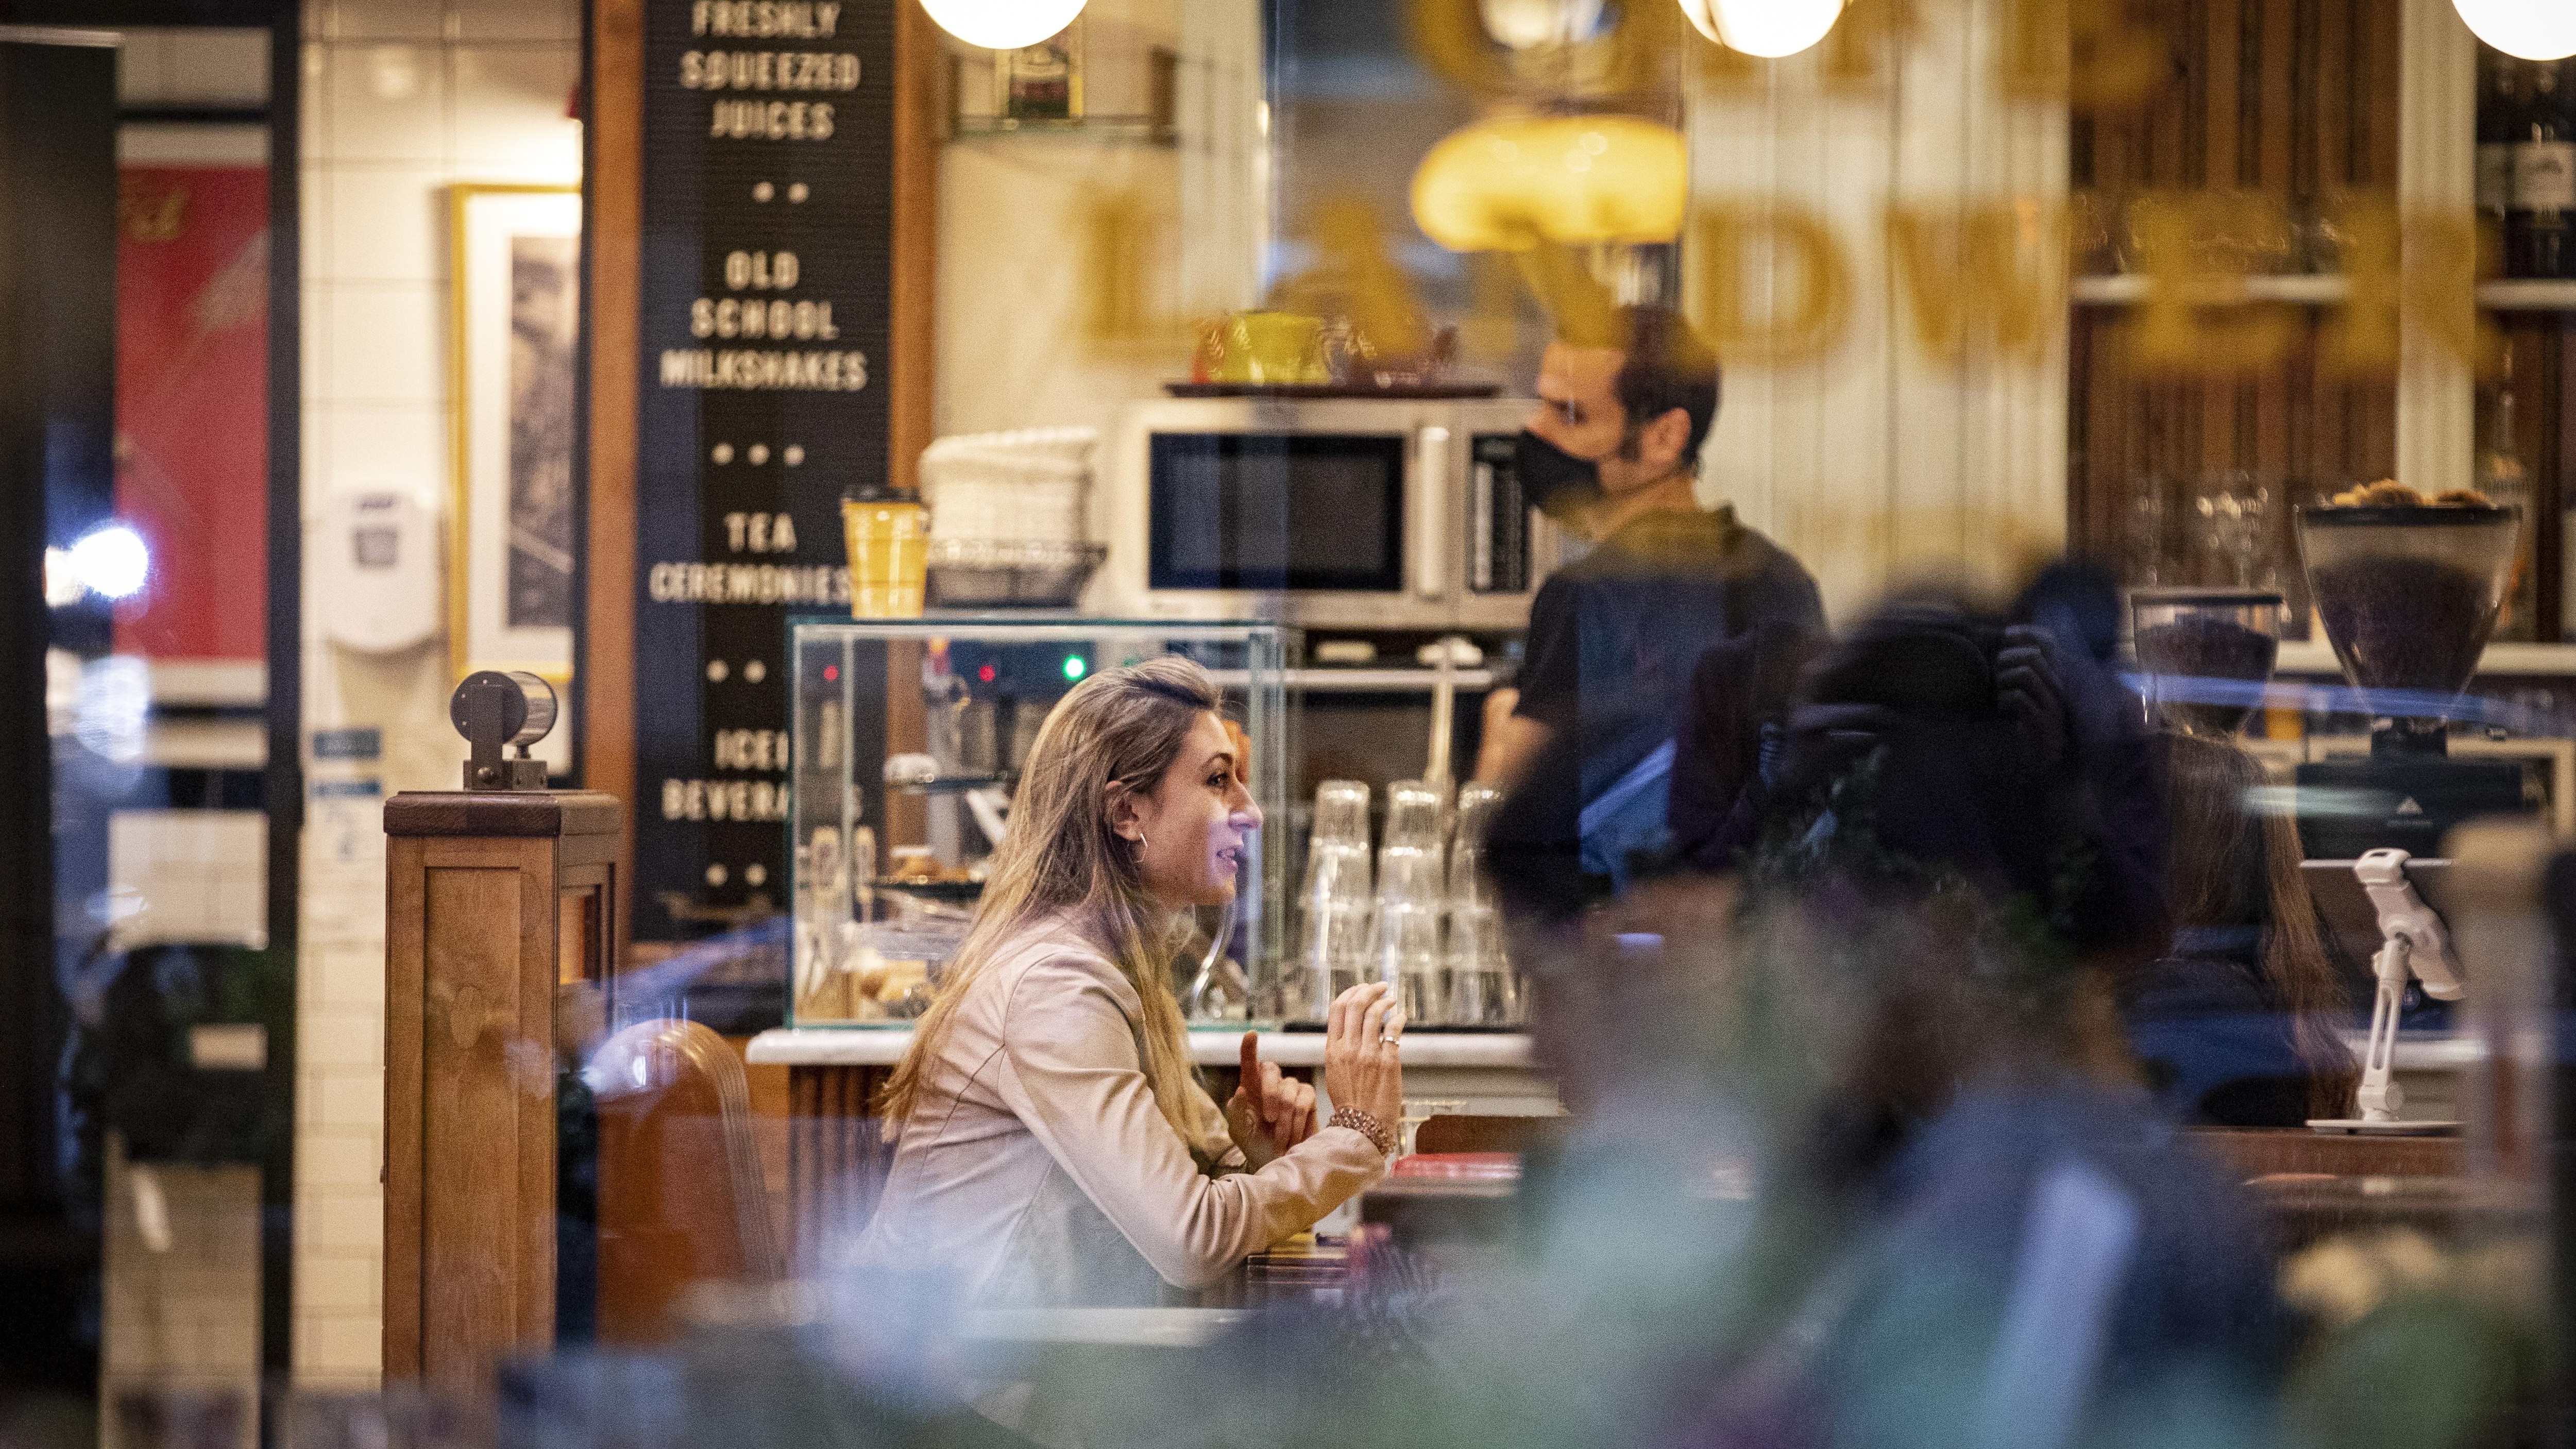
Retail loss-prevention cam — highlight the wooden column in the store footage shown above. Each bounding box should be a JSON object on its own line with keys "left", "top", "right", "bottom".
{"left": 583, "top": 0, "right": 642, "bottom": 913}
{"left": 382, "top": 790, "right": 621, "bottom": 1388}
{"left": 2395, "top": 0, "right": 2479, "bottom": 503}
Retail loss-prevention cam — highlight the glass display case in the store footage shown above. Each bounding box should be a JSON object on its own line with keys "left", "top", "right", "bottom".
{"left": 789, "top": 618, "right": 1291, "bottom": 1026}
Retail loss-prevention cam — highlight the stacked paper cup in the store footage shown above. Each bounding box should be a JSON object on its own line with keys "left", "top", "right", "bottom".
{"left": 918, "top": 426, "right": 1096, "bottom": 545}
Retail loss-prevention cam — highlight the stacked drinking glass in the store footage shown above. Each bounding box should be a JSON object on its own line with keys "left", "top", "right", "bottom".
{"left": 1294, "top": 777, "right": 1522, "bottom": 1026}
{"left": 1442, "top": 783, "right": 1517, "bottom": 1025}
{"left": 1371, "top": 781, "right": 1448, "bottom": 1022}
{"left": 1296, "top": 781, "right": 1375, "bottom": 1021}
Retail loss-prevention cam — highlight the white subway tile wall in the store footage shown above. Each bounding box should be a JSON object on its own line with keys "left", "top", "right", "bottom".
{"left": 323, "top": 282, "right": 446, "bottom": 405}
{"left": 325, "top": 45, "right": 447, "bottom": 164}
{"left": 323, "top": 403, "right": 447, "bottom": 485}
{"left": 451, "top": 46, "right": 581, "bottom": 174}
{"left": 324, "top": 0, "right": 453, "bottom": 44}
{"left": 299, "top": 1006, "right": 384, "bottom": 1069}
{"left": 453, "top": 0, "right": 582, "bottom": 45}
{"left": 294, "top": 0, "right": 581, "bottom": 1381}
{"left": 322, "top": 163, "right": 448, "bottom": 280}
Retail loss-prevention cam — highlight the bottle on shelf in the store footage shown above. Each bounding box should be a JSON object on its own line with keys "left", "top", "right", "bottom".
{"left": 2512, "top": 59, "right": 2576, "bottom": 279}
{"left": 997, "top": 20, "right": 1082, "bottom": 122}
{"left": 2482, "top": 52, "right": 2523, "bottom": 268}
{"left": 2480, "top": 339, "right": 2537, "bottom": 641}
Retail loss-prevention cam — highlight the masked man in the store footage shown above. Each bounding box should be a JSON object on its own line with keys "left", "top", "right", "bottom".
{"left": 1475, "top": 306, "right": 1824, "bottom": 919}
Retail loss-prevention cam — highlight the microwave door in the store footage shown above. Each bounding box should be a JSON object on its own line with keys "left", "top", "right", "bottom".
{"left": 1142, "top": 429, "right": 1443, "bottom": 625}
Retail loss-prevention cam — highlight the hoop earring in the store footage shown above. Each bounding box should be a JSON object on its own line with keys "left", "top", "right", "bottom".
{"left": 1131, "top": 833, "right": 1148, "bottom": 864}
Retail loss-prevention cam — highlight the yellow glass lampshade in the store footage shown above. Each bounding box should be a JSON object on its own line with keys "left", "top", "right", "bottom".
{"left": 1411, "top": 114, "right": 1687, "bottom": 252}
{"left": 1676, "top": 0, "right": 1844, "bottom": 59}
{"left": 918, "top": 0, "right": 1088, "bottom": 51}
{"left": 2452, "top": 0, "right": 2576, "bottom": 61}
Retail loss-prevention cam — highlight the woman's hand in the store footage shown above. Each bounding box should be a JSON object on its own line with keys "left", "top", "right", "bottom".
{"left": 1225, "top": 1031, "right": 1317, "bottom": 1168}
{"left": 1323, "top": 981, "right": 1404, "bottom": 1145}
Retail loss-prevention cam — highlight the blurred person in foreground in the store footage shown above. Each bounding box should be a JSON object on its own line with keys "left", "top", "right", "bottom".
{"left": 1607, "top": 594, "right": 2269, "bottom": 1449}
{"left": 1668, "top": 561, "right": 2152, "bottom": 910}
{"left": 1475, "top": 306, "right": 1824, "bottom": 916}
{"left": 856, "top": 658, "right": 1404, "bottom": 1317}
{"left": 1224, "top": 589, "right": 2277, "bottom": 1449}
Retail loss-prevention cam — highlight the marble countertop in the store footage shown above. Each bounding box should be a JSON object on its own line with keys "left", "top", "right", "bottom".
{"left": 747, "top": 1026, "right": 1539, "bottom": 1069}
{"left": 961, "top": 1308, "right": 1251, "bottom": 1347}
{"left": 754, "top": 1027, "right": 2471, "bottom": 1074}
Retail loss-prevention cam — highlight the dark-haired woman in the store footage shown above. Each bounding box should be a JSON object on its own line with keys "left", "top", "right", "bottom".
{"left": 2122, "top": 732, "right": 2358, "bottom": 1126}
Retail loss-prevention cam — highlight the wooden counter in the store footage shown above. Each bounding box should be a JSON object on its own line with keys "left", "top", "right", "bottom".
{"left": 747, "top": 1026, "right": 1544, "bottom": 1071}
{"left": 744, "top": 1027, "right": 1560, "bottom": 1262}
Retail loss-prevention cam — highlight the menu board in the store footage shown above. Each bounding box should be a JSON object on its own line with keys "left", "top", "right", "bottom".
{"left": 631, "top": 0, "right": 893, "bottom": 947}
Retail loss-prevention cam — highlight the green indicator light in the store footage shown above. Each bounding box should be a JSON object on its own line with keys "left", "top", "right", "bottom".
{"left": 1062, "top": 655, "right": 1086, "bottom": 681}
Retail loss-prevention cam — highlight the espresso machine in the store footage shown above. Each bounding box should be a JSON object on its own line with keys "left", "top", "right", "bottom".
{"left": 2293, "top": 501, "right": 2536, "bottom": 860}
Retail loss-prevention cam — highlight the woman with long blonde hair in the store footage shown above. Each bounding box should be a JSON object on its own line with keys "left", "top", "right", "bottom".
{"left": 857, "top": 656, "right": 1403, "bottom": 1308}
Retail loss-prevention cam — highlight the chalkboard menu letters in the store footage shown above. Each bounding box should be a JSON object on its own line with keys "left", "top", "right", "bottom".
{"left": 631, "top": 0, "right": 895, "bottom": 948}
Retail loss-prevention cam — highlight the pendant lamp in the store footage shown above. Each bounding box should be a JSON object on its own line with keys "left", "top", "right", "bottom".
{"left": 1412, "top": 114, "right": 1688, "bottom": 252}
{"left": 1676, "top": 0, "right": 1844, "bottom": 59}
{"left": 2453, "top": 0, "right": 2576, "bottom": 62}
{"left": 919, "top": 0, "right": 1088, "bottom": 51}
{"left": 1479, "top": 0, "right": 1607, "bottom": 50}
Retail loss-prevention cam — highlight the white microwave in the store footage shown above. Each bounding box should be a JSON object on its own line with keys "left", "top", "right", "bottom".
{"left": 1094, "top": 396, "right": 1563, "bottom": 630}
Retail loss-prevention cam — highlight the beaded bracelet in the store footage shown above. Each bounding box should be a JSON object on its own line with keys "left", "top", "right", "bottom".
{"left": 1329, "top": 1105, "right": 1395, "bottom": 1157}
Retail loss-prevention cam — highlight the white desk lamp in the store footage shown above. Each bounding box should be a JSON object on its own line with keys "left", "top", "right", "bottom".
{"left": 2310, "top": 848, "right": 2464, "bottom": 1134}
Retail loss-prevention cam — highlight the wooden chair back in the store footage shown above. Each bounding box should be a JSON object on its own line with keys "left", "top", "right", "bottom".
{"left": 590, "top": 1019, "right": 783, "bottom": 1342}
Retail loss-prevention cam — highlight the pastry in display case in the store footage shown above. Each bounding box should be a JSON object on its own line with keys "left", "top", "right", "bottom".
{"left": 789, "top": 619, "right": 1290, "bottom": 1025}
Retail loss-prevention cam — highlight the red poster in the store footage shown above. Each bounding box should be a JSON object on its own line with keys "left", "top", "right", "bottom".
{"left": 115, "top": 165, "right": 268, "bottom": 661}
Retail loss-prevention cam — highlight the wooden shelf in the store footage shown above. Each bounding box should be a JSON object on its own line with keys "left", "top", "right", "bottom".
{"left": 2072, "top": 277, "right": 2576, "bottom": 311}
{"left": 2274, "top": 640, "right": 2576, "bottom": 676}
{"left": 2070, "top": 274, "right": 2352, "bottom": 306}
{"left": 2073, "top": 278, "right": 2576, "bottom": 310}
{"left": 949, "top": 115, "right": 1173, "bottom": 144}
{"left": 2478, "top": 280, "right": 2576, "bottom": 311}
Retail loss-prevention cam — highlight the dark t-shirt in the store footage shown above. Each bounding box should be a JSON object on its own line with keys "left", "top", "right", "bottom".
{"left": 1490, "top": 504, "right": 1824, "bottom": 917}
{"left": 1666, "top": 621, "right": 1828, "bottom": 870}
{"left": 2121, "top": 932, "right": 2315, "bottom": 1128}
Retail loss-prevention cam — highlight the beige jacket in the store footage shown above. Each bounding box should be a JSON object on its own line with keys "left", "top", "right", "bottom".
{"left": 854, "top": 922, "right": 1387, "bottom": 1306}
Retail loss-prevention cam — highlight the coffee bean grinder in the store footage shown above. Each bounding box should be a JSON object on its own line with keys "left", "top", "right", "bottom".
{"left": 2293, "top": 501, "right": 2536, "bottom": 860}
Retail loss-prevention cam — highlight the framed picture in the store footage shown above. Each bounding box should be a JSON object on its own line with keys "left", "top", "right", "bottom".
{"left": 450, "top": 184, "right": 581, "bottom": 709}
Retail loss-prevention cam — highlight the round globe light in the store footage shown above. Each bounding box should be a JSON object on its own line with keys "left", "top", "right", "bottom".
{"left": 1479, "top": 0, "right": 1606, "bottom": 50}
{"left": 1677, "top": 0, "right": 1844, "bottom": 58}
{"left": 2453, "top": 0, "right": 2576, "bottom": 62}
{"left": 918, "top": 0, "right": 1088, "bottom": 52}
{"left": 69, "top": 524, "right": 149, "bottom": 601}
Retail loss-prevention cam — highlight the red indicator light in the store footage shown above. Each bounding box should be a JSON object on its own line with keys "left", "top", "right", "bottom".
{"left": 978, "top": 664, "right": 996, "bottom": 683}
{"left": 823, "top": 664, "right": 839, "bottom": 681}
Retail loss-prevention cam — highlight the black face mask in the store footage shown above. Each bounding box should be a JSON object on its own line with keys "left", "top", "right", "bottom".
{"left": 1515, "top": 428, "right": 1608, "bottom": 521}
